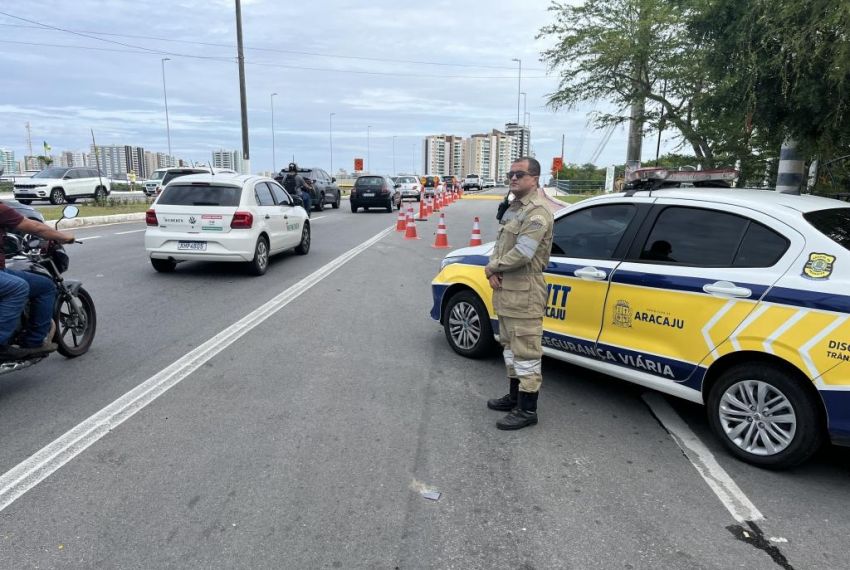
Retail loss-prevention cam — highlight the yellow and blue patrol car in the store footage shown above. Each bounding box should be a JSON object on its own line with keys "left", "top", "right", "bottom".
{"left": 431, "top": 184, "right": 850, "bottom": 468}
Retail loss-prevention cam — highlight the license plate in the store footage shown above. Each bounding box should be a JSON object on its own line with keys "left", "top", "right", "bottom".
{"left": 178, "top": 241, "right": 207, "bottom": 251}
{"left": 362, "top": 192, "right": 375, "bottom": 197}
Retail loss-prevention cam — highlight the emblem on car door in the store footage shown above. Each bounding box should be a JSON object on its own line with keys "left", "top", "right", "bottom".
{"left": 188, "top": 216, "right": 197, "bottom": 225}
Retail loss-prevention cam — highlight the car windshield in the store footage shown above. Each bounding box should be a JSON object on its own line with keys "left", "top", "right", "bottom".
{"left": 150, "top": 170, "right": 166, "bottom": 181}
{"left": 356, "top": 176, "right": 384, "bottom": 188}
{"left": 397, "top": 177, "right": 416, "bottom": 183}
{"left": 158, "top": 183, "right": 242, "bottom": 206}
{"left": 467, "top": 174, "right": 479, "bottom": 179}
{"left": 33, "top": 167, "right": 68, "bottom": 179}
{"left": 804, "top": 208, "right": 850, "bottom": 251}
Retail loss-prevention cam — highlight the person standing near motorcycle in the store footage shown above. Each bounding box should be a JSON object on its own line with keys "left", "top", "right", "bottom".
{"left": 0, "top": 203, "right": 76, "bottom": 359}
{"left": 282, "top": 163, "right": 312, "bottom": 217}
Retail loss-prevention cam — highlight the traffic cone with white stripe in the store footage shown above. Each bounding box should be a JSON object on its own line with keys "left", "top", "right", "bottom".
{"left": 432, "top": 212, "right": 450, "bottom": 249}
{"left": 426, "top": 196, "right": 433, "bottom": 216}
{"left": 404, "top": 209, "right": 420, "bottom": 240}
{"left": 433, "top": 193, "right": 441, "bottom": 212}
{"left": 468, "top": 217, "right": 482, "bottom": 246}
{"left": 416, "top": 191, "right": 428, "bottom": 221}
{"left": 395, "top": 207, "right": 407, "bottom": 231}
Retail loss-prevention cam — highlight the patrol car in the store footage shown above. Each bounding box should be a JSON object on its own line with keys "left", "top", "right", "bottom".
{"left": 431, "top": 169, "right": 850, "bottom": 469}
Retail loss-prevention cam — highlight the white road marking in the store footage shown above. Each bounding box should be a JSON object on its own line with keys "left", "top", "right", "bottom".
{"left": 114, "top": 229, "right": 146, "bottom": 235}
{"left": 76, "top": 236, "right": 102, "bottom": 241}
{"left": 310, "top": 216, "right": 327, "bottom": 221}
{"left": 0, "top": 225, "right": 395, "bottom": 514}
{"left": 642, "top": 392, "right": 765, "bottom": 523}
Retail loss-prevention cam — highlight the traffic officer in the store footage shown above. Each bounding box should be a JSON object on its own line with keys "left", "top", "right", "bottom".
{"left": 485, "top": 157, "right": 554, "bottom": 430}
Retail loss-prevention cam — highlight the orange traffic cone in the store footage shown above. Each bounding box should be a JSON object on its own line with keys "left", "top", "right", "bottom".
{"left": 426, "top": 196, "right": 433, "bottom": 216}
{"left": 433, "top": 193, "right": 441, "bottom": 212}
{"left": 416, "top": 193, "right": 429, "bottom": 221}
{"left": 395, "top": 208, "right": 407, "bottom": 231}
{"left": 404, "top": 212, "right": 420, "bottom": 240}
{"left": 469, "top": 217, "right": 482, "bottom": 246}
{"left": 432, "top": 213, "right": 450, "bottom": 249}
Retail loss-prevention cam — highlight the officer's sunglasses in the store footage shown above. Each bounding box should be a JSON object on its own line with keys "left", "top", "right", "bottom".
{"left": 506, "top": 170, "right": 531, "bottom": 180}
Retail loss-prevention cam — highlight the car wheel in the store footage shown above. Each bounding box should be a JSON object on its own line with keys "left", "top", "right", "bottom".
{"left": 49, "top": 188, "right": 66, "bottom": 205}
{"left": 332, "top": 193, "right": 340, "bottom": 209}
{"left": 94, "top": 186, "right": 107, "bottom": 201}
{"left": 18, "top": 199, "right": 32, "bottom": 205}
{"left": 706, "top": 362, "right": 825, "bottom": 469}
{"left": 295, "top": 223, "right": 310, "bottom": 255}
{"left": 248, "top": 236, "right": 270, "bottom": 276}
{"left": 443, "top": 290, "right": 497, "bottom": 359}
{"left": 351, "top": 203, "right": 358, "bottom": 213}
{"left": 315, "top": 195, "right": 324, "bottom": 212}
{"left": 151, "top": 258, "right": 177, "bottom": 273}
{"left": 385, "top": 198, "right": 393, "bottom": 213}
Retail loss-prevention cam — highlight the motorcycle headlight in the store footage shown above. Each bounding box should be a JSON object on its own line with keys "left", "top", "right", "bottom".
{"left": 440, "top": 256, "right": 463, "bottom": 270}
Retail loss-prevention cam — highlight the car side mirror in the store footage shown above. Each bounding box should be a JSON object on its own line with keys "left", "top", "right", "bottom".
{"left": 63, "top": 175, "right": 72, "bottom": 180}
{"left": 331, "top": 177, "right": 336, "bottom": 183}
{"left": 292, "top": 196, "right": 304, "bottom": 207}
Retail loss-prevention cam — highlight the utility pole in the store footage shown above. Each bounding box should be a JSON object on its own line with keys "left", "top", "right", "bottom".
{"left": 392, "top": 136, "right": 396, "bottom": 175}
{"left": 367, "top": 125, "right": 371, "bottom": 173}
{"left": 776, "top": 137, "right": 804, "bottom": 194}
{"left": 161, "top": 58, "right": 172, "bottom": 159}
{"left": 235, "top": 0, "right": 250, "bottom": 173}
{"left": 329, "top": 112, "right": 335, "bottom": 176}
{"left": 25, "top": 122, "right": 33, "bottom": 158}
{"left": 270, "top": 92, "right": 277, "bottom": 173}
{"left": 512, "top": 58, "right": 522, "bottom": 125}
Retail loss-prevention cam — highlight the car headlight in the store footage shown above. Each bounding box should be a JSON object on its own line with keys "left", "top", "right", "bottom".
{"left": 440, "top": 256, "right": 463, "bottom": 270}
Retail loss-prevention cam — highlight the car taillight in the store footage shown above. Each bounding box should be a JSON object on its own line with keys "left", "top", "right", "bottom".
{"left": 351, "top": 189, "right": 357, "bottom": 197}
{"left": 145, "top": 209, "right": 158, "bottom": 226}
{"left": 231, "top": 211, "right": 254, "bottom": 229}
{"left": 381, "top": 186, "right": 389, "bottom": 194}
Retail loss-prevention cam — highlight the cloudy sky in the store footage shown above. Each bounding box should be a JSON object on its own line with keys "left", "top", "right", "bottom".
{"left": 0, "top": 0, "right": 678, "bottom": 175}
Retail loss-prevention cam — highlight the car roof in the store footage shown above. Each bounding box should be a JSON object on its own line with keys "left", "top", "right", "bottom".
{"left": 581, "top": 187, "right": 850, "bottom": 219}
{"left": 162, "top": 172, "right": 260, "bottom": 186}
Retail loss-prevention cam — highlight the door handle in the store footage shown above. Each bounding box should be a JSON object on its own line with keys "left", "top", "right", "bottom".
{"left": 574, "top": 267, "right": 607, "bottom": 280}
{"left": 702, "top": 281, "right": 752, "bottom": 298}
{"left": 284, "top": 215, "right": 288, "bottom": 219}
{"left": 265, "top": 214, "right": 270, "bottom": 219}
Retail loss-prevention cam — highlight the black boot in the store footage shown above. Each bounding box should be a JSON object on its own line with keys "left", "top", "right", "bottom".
{"left": 487, "top": 378, "right": 519, "bottom": 411}
{"left": 496, "top": 391, "right": 538, "bottom": 430}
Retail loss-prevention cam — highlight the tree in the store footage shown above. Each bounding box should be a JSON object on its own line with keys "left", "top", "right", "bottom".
{"left": 36, "top": 155, "right": 53, "bottom": 168}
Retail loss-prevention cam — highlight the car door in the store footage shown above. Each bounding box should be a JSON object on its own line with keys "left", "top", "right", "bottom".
{"left": 61, "top": 168, "right": 81, "bottom": 198}
{"left": 268, "top": 181, "right": 302, "bottom": 248}
{"left": 254, "top": 182, "right": 286, "bottom": 251}
{"left": 597, "top": 200, "right": 805, "bottom": 387}
{"left": 542, "top": 199, "right": 653, "bottom": 361}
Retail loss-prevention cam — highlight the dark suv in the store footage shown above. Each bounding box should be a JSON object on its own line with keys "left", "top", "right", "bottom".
{"left": 274, "top": 167, "right": 341, "bottom": 212}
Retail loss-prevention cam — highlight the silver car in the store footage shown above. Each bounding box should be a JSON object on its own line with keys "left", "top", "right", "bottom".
{"left": 394, "top": 175, "right": 422, "bottom": 201}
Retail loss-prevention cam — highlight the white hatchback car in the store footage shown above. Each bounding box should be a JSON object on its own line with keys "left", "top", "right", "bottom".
{"left": 145, "top": 174, "right": 310, "bottom": 275}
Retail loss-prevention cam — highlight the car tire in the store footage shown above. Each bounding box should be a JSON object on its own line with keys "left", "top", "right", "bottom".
{"left": 248, "top": 236, "right": 270, "bottom": 276}
{"left": 49, "top": 188, "right": 66, "bottom": 205}
{"left": 94, "top": 186, "right": 108, "bottom": 201}
{"left": 295, "top": 222, "right": 310, "bottom": 255}
{"left": 18, "top": 199, "right": 32, "bottom": 205}
{"left": 332, "top": 193, "right": 340, "bottom": 209}
{"left": 385, "top": 198, "right": 393, "bottom": 213}
{"left": 351, "top": 203, "right": 358, "bottom": 213}
{"left": 443, "top": 290, "right": 497, "bottom": 359}
{"left": 151, "top": 258, "right": 177, "bottom": 273}
{"left": 315, "top": 194, "right": 324, "bottom": 212}
{"left": 706, "top": 362, "right": 825, "bottom": 469}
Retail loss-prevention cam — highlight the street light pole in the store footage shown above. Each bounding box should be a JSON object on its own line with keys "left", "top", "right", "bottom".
{"left": 367, "top": 125, "right": 371, "bottom": 173}
{"left": 270, "top": 92, "right": 277, "bottom": 173}
{"left": 160, "top": 57, "right": 172, "bottom": 160}
{"left": 329, "top": 112, "right": 335, "bottom": 176}
{"left": 392, "top": 136, "right": 396, "bottom": 175}
{"left": 512, "top": 58, "right": 522, "bottom": 125}
{"left": 412, "top": 144, "right": 416, "bottom": 173}
{"left": 235, "top": 0, "right": 250, "bottom": 173}
{"left": 521, "top": 92, "right": 527, "bottom": 126}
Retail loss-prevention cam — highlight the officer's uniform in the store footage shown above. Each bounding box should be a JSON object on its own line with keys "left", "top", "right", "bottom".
{"left": 486, "top": 190, "right": 553, "bottom": 429}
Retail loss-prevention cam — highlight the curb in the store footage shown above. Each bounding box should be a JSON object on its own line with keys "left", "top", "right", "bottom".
{"left": 59, "top": 212, "right": 146, "bottom": 228}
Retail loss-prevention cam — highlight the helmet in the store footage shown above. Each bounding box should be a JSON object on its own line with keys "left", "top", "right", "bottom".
{"left": 288, "top": 162, "right": 298, "bottom": 172}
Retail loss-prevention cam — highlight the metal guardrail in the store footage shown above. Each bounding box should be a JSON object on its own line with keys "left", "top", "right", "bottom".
{"left": 552, "top": 179, "right": 606, "bottom": 194}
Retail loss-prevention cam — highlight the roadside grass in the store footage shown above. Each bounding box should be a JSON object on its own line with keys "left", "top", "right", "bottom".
{"left": 555, "top": 193, "right": 601, "bottom": 204}
{"left": 37, "top": 197, "right": 154, "bottom": 221}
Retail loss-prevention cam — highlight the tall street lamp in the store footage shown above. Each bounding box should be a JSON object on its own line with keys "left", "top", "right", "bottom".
{"left": 512, "top": 58, "right": 522, "bottom": 125}
{"left": 270, "top": 92, "right": 278, "bottom": 173}
{"left": 412, "top": 143, "right": 416, "bottom": 173}
{"left": 329, "top": 112, "right": 336, "bottom": 176}
{"left": 392, "top": 136, "right": 397, "bottom": 175}
{"left": 521, "top": 92, "right": 527, "bottom": 126}
{"left": 161, "top": 57, "right": 172, "bottom": 159}
{"left": 367, "top": 125, "right": 372, "bottom": 173}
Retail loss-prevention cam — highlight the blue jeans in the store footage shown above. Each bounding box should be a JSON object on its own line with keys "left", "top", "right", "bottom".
{"left": 301, "top": 190, "right": 312, "bottom": 216}
{"left": 0, "top": 269, "right": 56, "bottom": 347}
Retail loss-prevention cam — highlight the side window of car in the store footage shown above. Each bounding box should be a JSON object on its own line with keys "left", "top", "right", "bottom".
{"left": 254, "top": 182, "right": 275, "bottom": 206}
{"left": 267, "top": 181, "right": 291, "bottom": 205}
{"left": 638, "top": 206, "right": 749, "bottom": 267}
{"left": 732, "top": 221, "right": 789, "bottom": 267}
{"left": 63, "top": 169, "right": 78, "bottom": 179}
{"left": 551, "top": 204, "right": 637, "bottom": 259}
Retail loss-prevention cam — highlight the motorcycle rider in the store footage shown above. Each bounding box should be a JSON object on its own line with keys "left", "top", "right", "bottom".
{"left": 0, "top": 203, "right": 76, "bottom": 359}
{"left": 281, "top": 162, "right": 312, "bottom": 216}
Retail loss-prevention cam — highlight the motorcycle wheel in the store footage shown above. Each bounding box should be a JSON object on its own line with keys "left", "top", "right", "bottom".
{"left": 54, "top": 287, "right": 97, "bottom": 358}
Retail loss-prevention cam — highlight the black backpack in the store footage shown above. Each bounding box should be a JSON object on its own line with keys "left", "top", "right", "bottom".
{"left": 283, "top": 173, "right": 297, "bottom": 193}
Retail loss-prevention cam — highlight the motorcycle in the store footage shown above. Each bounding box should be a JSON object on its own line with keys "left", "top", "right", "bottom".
{"left": 1, "top": 205, "right": 96, "bottom": 373}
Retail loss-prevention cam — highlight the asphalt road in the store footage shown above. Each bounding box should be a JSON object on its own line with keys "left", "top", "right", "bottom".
{"left": 0, "top": 197, "right": 847, "bottom": 569}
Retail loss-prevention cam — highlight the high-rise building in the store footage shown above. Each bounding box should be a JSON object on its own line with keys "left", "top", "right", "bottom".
{"left": 505, "top": 123, "right": 530, "bottom": 161}
{"left": 124, "top": 145, "right": 146, "bottom": 178}
{"left": 0, "top": 148, "right": 17, "bottom": 175}
{"left": 212, "top": 150, "right": 243, "bottom": 173}
{"left": 90, "top": 145, "right": 127, "bottom": 178}
{"left": 24, "top": 156, "right": 41, "bottom": 171}
{"left": 423, "top": 135, "right": 464, "bottom": 176}
{"left": 56, "top": 151, "right": 89, "bottom": 168}
{"left": 463, "top": 134, "right": 491, "bottom": 179}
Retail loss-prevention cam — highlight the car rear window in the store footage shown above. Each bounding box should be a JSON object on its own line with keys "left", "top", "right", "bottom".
{"left": 804, "top": 208, "right": 850, "bottom": 251}
{"left": 356, "top": 176, "right": 384, "bottom": 188}
{"left": 162, "top": 169, "right": 206, "bottom": 186}
{"left": 158, "top": 184, "right": 242, "bottom": 206}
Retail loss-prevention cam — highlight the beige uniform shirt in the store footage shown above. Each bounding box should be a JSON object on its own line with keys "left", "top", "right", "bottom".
{"left": 486, "top": 191, "right": 554, "bottom": 319}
